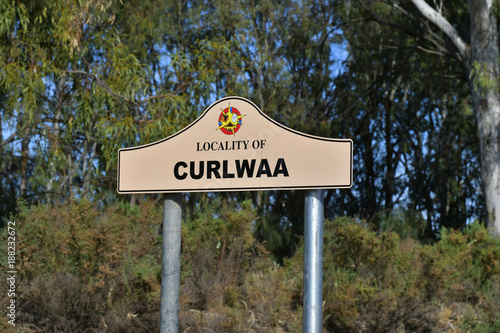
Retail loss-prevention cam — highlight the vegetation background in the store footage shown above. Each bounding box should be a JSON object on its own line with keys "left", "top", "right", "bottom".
{"left": 1, "top": 0, "right": 500, "bottom": 332}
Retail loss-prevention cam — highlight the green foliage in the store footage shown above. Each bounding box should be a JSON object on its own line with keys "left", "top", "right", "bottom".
{"left": 421, "top": 222, "right": 500, "bottom": 301}
{"left": 1, "top": 0, "right": 488, "bottom": 248}
{"left": 320, "top": 217, "right": 422, "bottom": 331}
{"left": 183, "top": 198, "right": 256, "bottom": 258}
{"left": 284, "top": 217, "right": 500, "bottom": 332}
{"left": 0, "top": 0, "right": 251, "bottom": 211}
{"left": 0, "top": 199, "right": 164, "bottom": 331}
{"left": 459, "top": 313, "right": 500, "bottom": 333}
{"left": 1, "top": 0, "right": 499, "bottom": 328}
{"left": 375, "top": 208, "right": 427, "bottom": 240}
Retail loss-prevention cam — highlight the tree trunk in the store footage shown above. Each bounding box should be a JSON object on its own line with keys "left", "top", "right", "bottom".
{"left": 20, "top": 127, "right": 29, "bottom": 197}
{"left": 468, "top": 0, "right": 500, "bottom": 235}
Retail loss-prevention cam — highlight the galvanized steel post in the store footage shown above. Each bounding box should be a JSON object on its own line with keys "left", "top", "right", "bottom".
{"left": 160, "top": 193, "right": 183, "bottom": 333}
{"left": 303, "top": 189, "right": 324, "bottom": 333}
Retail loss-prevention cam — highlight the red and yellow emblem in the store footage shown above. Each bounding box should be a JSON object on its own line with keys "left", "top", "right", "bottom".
{"left": 216, "top": 103, "right": 245, "bottom": 135}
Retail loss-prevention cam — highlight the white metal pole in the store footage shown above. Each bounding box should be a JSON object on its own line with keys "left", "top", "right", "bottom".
{"left": 160, "top": 193, "right": 183, "bottom": 333}
{"left": 303, "top": 189, "right": 324, "bottom": 333}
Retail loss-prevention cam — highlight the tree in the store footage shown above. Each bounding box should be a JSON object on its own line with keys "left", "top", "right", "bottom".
{"left": 409, "top": 0, "right": 500, "bottom": 235}
{"left": 333, "top": 0, "right": 484, "bottom": 238}
{"left": 348, "top": 0, "right": 499, "bottom": 235}
{"left": 9, "top": 0, "right": 494, "bottom": 258}
{"left": 0, "top": 0, "right": 247, "bottom": 212}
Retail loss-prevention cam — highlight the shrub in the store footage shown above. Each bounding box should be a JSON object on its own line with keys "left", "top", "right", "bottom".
{"left": 179, "top": 197, "right": 301, "bottom": 332}
{"left": 320, "top": 217, "right": 430, "bottom": 331}
{"left": 284, "top": 217, "right": 500, "bottom": 332}
{"left": 2, "top": 199, "right": 163, "bottom": 332}
{"left": 2, "top": 200, "right": 499, "bottom": 332}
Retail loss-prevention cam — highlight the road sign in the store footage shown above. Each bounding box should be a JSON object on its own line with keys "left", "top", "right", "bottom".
{"left": 118, "top": 96, "right": 353, "bottom": 333}
{"left": 118, "top": 96, "right": 352, "bottom": 193}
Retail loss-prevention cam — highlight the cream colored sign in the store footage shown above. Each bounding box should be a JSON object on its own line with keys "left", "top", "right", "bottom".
{"left": 117, "top": 97, "right": 352, "bottom": 193}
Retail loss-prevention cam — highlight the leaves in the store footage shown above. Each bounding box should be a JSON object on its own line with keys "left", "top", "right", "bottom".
{"left": 0, "top": 0, "right": 493, "bottom": 247}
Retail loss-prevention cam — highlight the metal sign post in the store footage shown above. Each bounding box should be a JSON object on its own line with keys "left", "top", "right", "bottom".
{"left": 303, "top": 189, "right": 324, "bottom": 333}
{"left": 160, "top": 193, "right": 182, "bottom": 333}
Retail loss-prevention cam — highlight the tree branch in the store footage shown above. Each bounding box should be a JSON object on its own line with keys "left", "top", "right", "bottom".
{"left": 68, "top": 70, "right": 140, "bottom": 105}
{"left": 66, "top": 69, "right": 183, "bottom": 107}
{"left": 356, "top": 1, "right": 457, "bottom": 60}
{"left": 1, "top": 131, "right": 18, "bottom": 146}
{"left": 408, "top": 0, "right": 470, "bottom": 64}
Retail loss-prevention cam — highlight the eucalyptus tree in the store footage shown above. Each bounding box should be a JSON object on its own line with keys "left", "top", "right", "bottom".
{"left": 239, "top": 0, "right": 345, "bottom": 258}
{"left": 0, "top": 0, "right": 244, "bottom": 215}
{"left": 345, "top": 0, "right": 499, "bottom": 235}
{"left": 332, "top": 0, "right": 485, "bottom": 237}
{"left": 150, "top": 0, "right": 348, "bottom": 259}
{"left": 1, "top": 0, "right": 142, "bottom": 206}
{"left": 409, "top": 0, "right": 500, "bottom": 235}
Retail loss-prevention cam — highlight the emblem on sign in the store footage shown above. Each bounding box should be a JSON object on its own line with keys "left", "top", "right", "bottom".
{"left": 216, "top": 103, "right": 245, "bottom": 135}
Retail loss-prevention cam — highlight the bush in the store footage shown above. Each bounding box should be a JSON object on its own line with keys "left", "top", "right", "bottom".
{"left": 1, "top": 199, "right": 164, "bottom": 332}
{"left": 284, "top": 217, "right": 500, "bottom": 332}
{"left": 2, "top": 198, "right": 301, "bottom": 332}
{"left": 179, "top": 197, "right": 300, "bottom": 332}
{"left": 2, "top": 201, "right": 499, "bottom": 332}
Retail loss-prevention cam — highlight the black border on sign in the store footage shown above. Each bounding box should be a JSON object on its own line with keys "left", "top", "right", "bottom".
{"left": 117, "top": 96, "right": 353, "bottom": 193}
